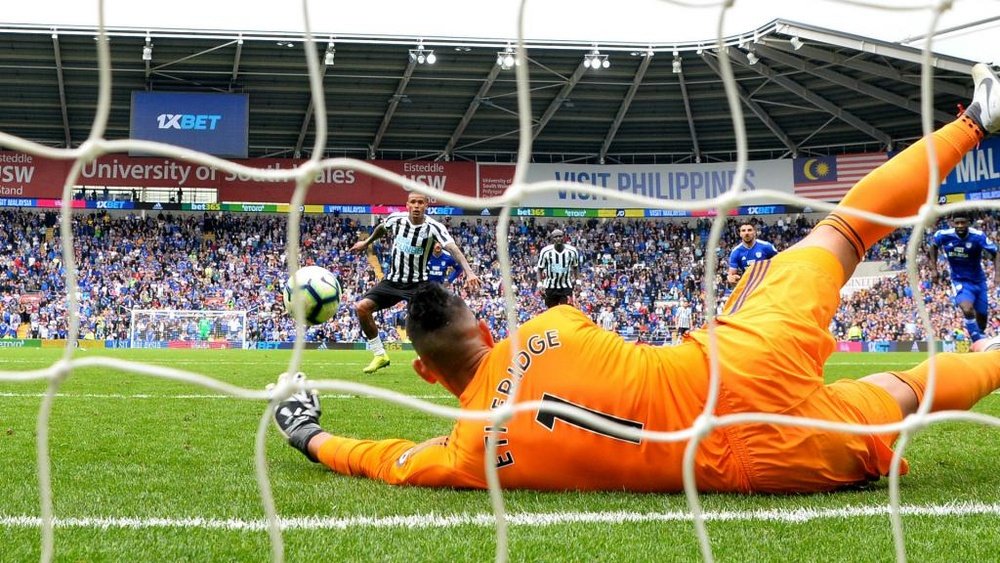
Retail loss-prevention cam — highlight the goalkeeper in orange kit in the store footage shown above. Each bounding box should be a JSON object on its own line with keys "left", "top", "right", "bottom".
{"left": 274, "top": 64, "right": 1000, "bottom": 493}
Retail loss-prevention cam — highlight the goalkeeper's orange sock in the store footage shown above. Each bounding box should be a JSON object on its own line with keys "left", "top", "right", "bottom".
{"left": 891, "top": 351, "right": 1000, "bottom": 411}
{"left": 816, "top": 116, "right": 983, "bottom": 260}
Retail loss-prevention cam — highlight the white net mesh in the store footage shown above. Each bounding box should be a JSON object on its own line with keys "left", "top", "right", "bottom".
{"left": 1, "top": 1, "right": 1000, "bottom": 563}
{"left": 129, "top": 309, "right": 248, "bottom": 349}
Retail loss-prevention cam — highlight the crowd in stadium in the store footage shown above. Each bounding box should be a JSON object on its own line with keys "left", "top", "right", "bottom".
{"left": 0, "top": 208, "right": 996, "bottom": 345}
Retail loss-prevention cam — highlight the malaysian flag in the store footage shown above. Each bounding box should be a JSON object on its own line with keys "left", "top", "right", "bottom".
{"left": 793, "top": 153, "right": 888, "bottom": 201}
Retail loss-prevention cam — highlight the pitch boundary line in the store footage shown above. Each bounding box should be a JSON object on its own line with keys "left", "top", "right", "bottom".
{"left": 0, "top": 392, "right": 453, "bottom": 400}
{"left": 4, "top": 391, "right": 996, "bottom": 399}
{"left": 2, "top": 502, "right": 999, "bottom": 531}
{"left": 0, "top": 391, "right": 995, "bottom": 400}
{"left": 0, "top": 360, "right": 362, "bottom": 366}
{"left": 0, "top": 360, "right": 970, "bottom": 369}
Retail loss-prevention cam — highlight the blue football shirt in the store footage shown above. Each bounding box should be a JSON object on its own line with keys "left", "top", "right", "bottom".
{"left": 931, "top": 227, "right": 998, "bottom": 283}
{"left": 728, "top": 240, "right": 778, "bottom": 273}
{"left": 427, "top": 251, "right": 462, "bottom": 283}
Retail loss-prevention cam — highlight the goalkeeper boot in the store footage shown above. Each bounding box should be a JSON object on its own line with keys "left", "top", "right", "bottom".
{"left": 971, "top": 334, "right": 1000, "bottom": 353}
{"left": 362, "top": 353, "right": 391, "bottom": 374}
{"left": 270, "top": 372, "right": 324, "bottom": 462}
{"left": 965, "top": 63, "right": 1000, "bottom": 135}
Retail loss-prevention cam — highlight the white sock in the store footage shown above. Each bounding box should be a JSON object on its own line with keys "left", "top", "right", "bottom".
{"left": 368, "top": 336, "right": 385, "bottom": 356}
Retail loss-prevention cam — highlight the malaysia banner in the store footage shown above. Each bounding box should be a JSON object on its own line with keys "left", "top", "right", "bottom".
{"left": 793, "top": 153, "right": 887, "bottom": 201}
{"left": 940, "top": 136, "right": 1000, "bottom": 195}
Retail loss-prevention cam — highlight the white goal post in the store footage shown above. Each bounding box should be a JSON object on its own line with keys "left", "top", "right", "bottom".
{"left": 129, "top": 309, "right": 248, "bottom": 350}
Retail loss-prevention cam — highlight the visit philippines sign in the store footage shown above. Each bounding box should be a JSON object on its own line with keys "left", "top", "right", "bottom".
{"left": 478, "top": 160, "right": 796, "bottom": 207}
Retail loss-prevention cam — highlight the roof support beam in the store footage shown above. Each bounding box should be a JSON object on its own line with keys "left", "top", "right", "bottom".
{"left": 701, "top": 53, "right": 798, "bottom": 156}
{"left": 727, "top": 47, "right": 892, "bottom": 147}
{"left": 752, "top": 44, "right": 954, "bottom": 124}
{"left": 599, "top": 53, "right": 652, "bottom": 164}
{"left": 442, "top": 64, "right": 502, "bottom": 159}
{"left": 152, "top": 40, "right": 240, "bottom": 73}
{"left": 371, "top": 60, "right": 417, "bottom": 157}
{"left": 231, "top": 37, "right": 244, "bottom": 83}
{"left": 773, "top": 21, "right": 973, "bottom": 74}
{"left": 455, "top": 127, "right": 521, "bottom": 152}
{"left": 765, "top": 39, "right": 968, "bottom": 98}
{"left": 532, "top": 62, "right": 587, "bottom": 141}
{"left": 51, "top": 33, "right": 72, "bottom": 148}
{"left": 676, "top": 68, "right": 702, "bottom": 163}
{"left": 292, "top": 63, "right": 330, "bottom": 158}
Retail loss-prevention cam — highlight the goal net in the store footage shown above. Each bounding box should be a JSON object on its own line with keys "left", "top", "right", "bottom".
{"left": 0, "top": 1, "right": 998, "bottom": 563}
{"left": 129, "top": 309, "right": 248, "bottom": 349}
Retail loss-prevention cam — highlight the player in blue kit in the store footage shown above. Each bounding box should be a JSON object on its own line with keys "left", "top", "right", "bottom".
{"left": 929, "top": 215, "right": 1000, "bottom": 343}
{"left": 727, "top": 221, "right": 778, "bottom": 284}
{"left": 426, "top": 242, "right": 463, "bottom": 285}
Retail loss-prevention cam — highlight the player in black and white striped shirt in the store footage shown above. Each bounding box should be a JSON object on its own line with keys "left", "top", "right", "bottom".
{"left": 350, "top": 192, "right": 480, "bottom": 373}
{"left": 536, "top": 228, "right": 581, "bottom": 308}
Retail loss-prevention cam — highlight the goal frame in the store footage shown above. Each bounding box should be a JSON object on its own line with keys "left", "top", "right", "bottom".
{"left": 129, "top": 309, "right": 248, "bottom": 350}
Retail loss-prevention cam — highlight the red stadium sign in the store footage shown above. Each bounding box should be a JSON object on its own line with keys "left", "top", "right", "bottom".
{"left": 214, "top": 159, "right": 477, "bottom": 204}
{"left": 478, "top": 163, "right": 516, "bottom": 198}
{"left": 0, "top": 152, "right": 76, "bottom": 199}
{"left": 0, "top": 152, "right": 477, "bottom": 204}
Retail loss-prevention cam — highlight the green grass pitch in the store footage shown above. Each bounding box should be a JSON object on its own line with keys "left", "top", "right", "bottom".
{"left": 0, "top": 349, "right": 997, "bottom": 561}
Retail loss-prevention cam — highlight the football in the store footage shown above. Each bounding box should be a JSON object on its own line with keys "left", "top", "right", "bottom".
{"left": 282, "top": 265, "right": 342, "bottom": 325}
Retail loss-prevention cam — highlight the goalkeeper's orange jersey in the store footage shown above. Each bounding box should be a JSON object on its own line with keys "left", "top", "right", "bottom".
{"left": 317, "top": 305, "right": 723, "bottom": 491}
{"left": 317, "top": 248, "right": 908, "bottom": 493}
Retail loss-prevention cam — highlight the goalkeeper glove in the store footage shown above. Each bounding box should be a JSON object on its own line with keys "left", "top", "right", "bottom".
{"left": 270, "top": 372, "right": 324, "bottom": 463}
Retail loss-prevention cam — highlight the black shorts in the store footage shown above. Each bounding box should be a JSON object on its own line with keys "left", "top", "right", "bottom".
{"left": 543, "top": 287, "right": 573, "bottom": 308}
{"left": 362, "top": 280, "right": 427, "bottom": 312}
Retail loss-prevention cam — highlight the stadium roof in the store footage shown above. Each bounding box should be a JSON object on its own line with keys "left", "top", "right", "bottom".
{"left": 0, "top": 19, "right": 983, "bottom": 165}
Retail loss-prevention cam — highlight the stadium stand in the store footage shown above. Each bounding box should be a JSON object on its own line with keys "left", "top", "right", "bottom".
{"left": 0, "top": 209, "right": 996, "bottom": 346}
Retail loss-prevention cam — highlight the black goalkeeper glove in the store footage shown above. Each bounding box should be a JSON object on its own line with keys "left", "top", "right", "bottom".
{"left": 270, "top": 372, "right": 324, "bottom": 463}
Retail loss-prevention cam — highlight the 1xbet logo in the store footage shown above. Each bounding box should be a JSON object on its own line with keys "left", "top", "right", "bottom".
{"left": 156, "top": 113, "right": 222, "bottom": 130}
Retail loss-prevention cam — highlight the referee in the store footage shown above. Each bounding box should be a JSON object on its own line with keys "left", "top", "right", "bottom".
{"left": 536, "top": 228, "right": 580, "bottom": 308}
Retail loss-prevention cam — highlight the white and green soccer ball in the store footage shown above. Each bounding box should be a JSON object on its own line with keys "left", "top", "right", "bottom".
{"left": 283, "top": 265, "right": 342, "bottom": 325}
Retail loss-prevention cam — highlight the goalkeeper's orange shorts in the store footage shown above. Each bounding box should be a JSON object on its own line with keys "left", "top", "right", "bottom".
{"left": 690, "top": 246, "right": 906, "bottom": 493}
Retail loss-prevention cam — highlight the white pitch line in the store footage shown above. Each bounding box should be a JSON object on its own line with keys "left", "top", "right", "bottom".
{"left": 0, "top": 360, "right": 363, "bottom": 366}
{"left": 1, "top": 502, "right": 998, "bottom": 531}
{"left": 824, "top": 362, "right": 927, "bottom": 366}
{"left": 0, "top": 390, "right": 995, "bottom": 400}
{"left": 0, "top": 392, "right": 453, "bottom": 401}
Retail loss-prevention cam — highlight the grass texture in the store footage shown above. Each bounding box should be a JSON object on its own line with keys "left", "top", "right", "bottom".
{"left": 0, "top": 349, "right": 997, "bottom": 562}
